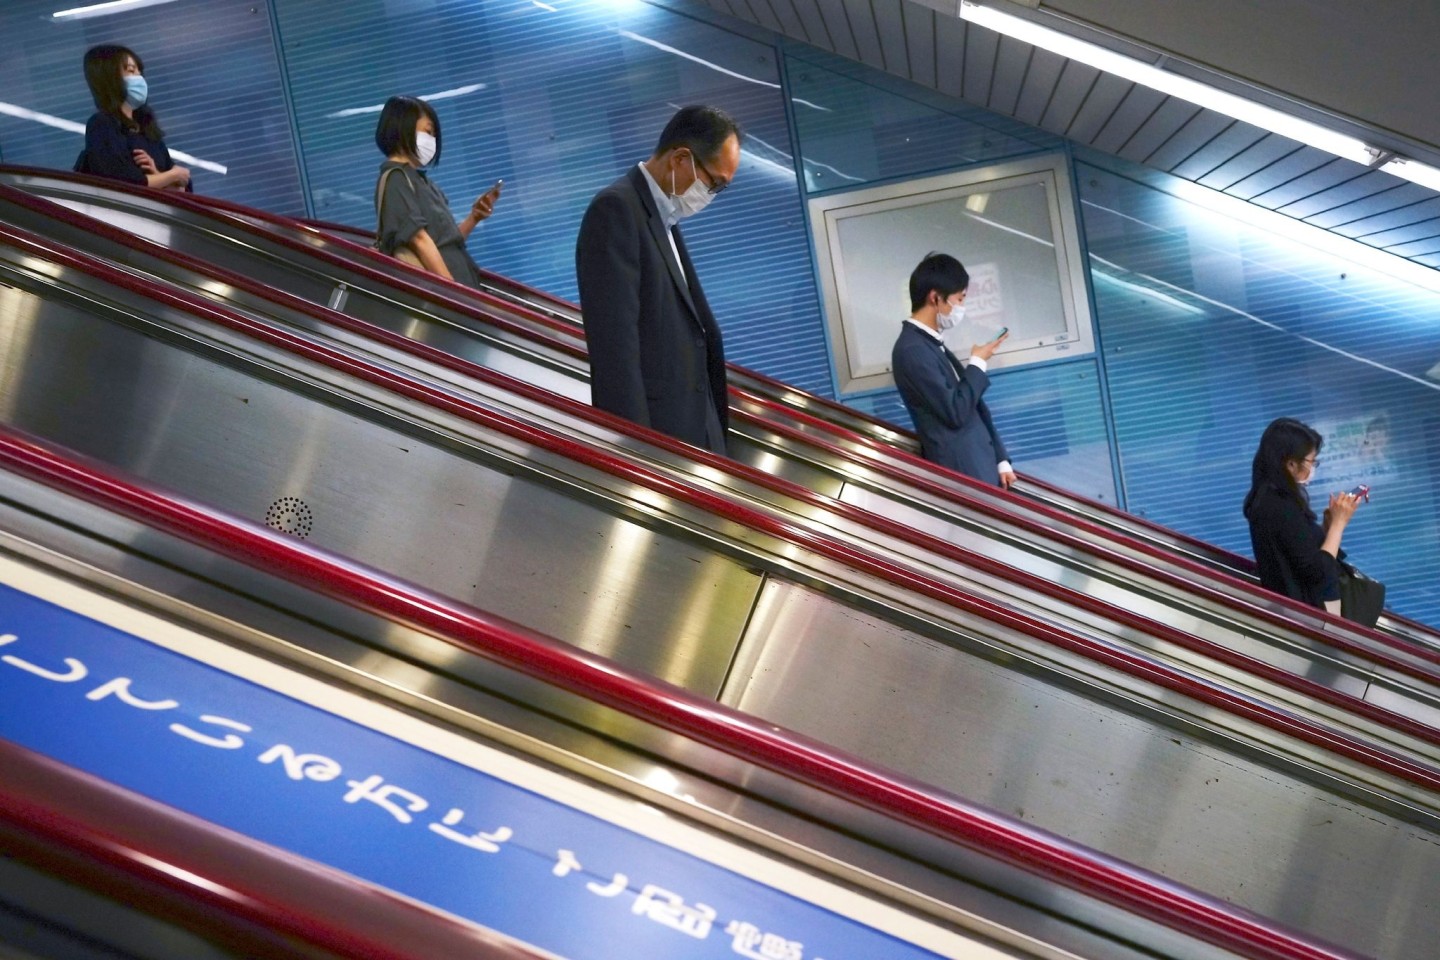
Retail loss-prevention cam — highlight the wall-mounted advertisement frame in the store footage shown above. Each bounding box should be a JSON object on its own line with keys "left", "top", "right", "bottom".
{"left": 809, "top": 154, "right": 1095, "bottom": 395}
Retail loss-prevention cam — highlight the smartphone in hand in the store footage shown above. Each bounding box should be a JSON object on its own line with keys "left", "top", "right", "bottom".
{"left": 1349, "top": 484, "right": 1371, "bottom": 502}
{"left": 993, "top": 326, "right": 1009, "bottom": 341}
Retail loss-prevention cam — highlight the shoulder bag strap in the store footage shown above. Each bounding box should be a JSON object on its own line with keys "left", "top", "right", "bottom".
{"left": 373, "top": 166, "right": 417, "bottom": 246}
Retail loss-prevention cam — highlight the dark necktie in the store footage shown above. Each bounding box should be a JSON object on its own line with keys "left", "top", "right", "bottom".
{"left": 940, "top": 343, "right": 966, "bottom": 379}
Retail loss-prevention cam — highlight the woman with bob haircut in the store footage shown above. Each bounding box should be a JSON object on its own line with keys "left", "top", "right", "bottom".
{"left": 1243, "top": 417, "right": 1360, "bottom": 612}
{"left": 373, "top": 95, "right": 501, "bottom": 284}
{"left": 77, "top": 44, "right": 189, "bottom": 190}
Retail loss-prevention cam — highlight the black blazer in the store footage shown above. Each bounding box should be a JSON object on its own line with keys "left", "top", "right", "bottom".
{"left": 1245, "top": 482, "right": 1342, "bottom": 607}
{"left": 891, "top": 322, "right": 1008, "bottom": 485}
{"left": 575, "top": 165, "right": 728, "bottom": 453}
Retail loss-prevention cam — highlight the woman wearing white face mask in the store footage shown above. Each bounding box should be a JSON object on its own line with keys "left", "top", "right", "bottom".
{"left": 373, "top": 96, "right": 501, "bottom": 284}
{"left": 891, "top": 252, "right": 1015, "bottom": 489}
{"left": 77, "top": 45, "right": 190, "bottom": 191}
{"left": 1244, "top": 417, "right": 1360, "bottom": 612}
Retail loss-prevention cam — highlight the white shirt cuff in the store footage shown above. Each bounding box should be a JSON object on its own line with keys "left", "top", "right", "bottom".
{"left": 965, "top": 355, "right": 987, "bottom": 373}
{"left": 997, "top": 460, "right": 1013, "bottom": 475}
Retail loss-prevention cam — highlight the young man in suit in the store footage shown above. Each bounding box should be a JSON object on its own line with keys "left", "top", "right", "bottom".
{"left": 575, "top": 105, "right": 742, "bottom": 455}
{"left": 891, "top": 252, "right": 1016, "bottom": 489}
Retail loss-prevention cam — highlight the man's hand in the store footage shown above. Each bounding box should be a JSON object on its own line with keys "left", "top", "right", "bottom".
{"left": 970, "top": 329, "right": 1009, "bottom": 362}
{"left": 999, "top": 468, "right": 1016, "bottom": 490}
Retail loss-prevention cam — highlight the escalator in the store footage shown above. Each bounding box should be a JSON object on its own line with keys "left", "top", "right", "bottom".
{"left": 0, "top": 216, "right": 1434, "bottom": 957}
{"left": 4, "top": 165, "right": 1433, "bottom": 671}
{"left": 0, "top": 425, "right": 1365, "bottom": 960}
{"left": 1, "top": 174, "right": 1438, "bottom": 732}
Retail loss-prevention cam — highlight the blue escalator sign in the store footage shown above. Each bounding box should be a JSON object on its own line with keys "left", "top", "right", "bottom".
{"left": 0, "top": 579, "right": 956, "bottom": 960}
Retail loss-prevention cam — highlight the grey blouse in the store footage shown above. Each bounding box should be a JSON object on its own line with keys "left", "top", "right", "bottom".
{"left": 375, "top": 160, "right": 482, "bottom": 287}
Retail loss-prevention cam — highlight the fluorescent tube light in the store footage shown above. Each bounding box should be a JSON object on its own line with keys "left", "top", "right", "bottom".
{"left": 958, "top": 1, "right": 1374, "bottom": 165}
{"left": 53, "top": 0, "right": 182, "bottom": 19}
{"left": 1380, "top": 157, "right": 1440, "bottom": 192}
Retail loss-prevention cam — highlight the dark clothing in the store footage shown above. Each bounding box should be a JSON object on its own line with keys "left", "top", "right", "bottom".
{"left": 891, "top": 322, "right": 1009, "bottom": 485}
{"left": 77, "top": 111, "right": 181, "bottom": 187}
{"left": 1245, "top": 482, "right": 1343, "bottom": 608}
{"left": 374, "top": 160, "right": 483, "bottom": 287}
{"left": 574, "top": 165, "right": 728, "bottom": 454}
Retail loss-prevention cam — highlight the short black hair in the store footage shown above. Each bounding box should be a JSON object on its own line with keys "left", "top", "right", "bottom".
{"left": 653, "top": 105, "right": 742, "bottom": 164}
{"left": 375, "top": 96, "right": 441, "bottom": 166}
{"left": 83, "top": 44, "right": 162, "bottom": 140}
{"left": 909, "top": 252, "right": 969, "bottom": 312}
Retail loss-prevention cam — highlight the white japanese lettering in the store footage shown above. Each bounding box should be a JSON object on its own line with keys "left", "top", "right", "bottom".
{"left": 258, "top": 744, "right": 342, "bottom": 781}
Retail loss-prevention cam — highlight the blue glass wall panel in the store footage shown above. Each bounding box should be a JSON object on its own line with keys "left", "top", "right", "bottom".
{"left": 784, "top": 43, "right": 1058, "bottom": 194}
{"left": 275, "top": 0, "right": 833, "bottom": 395}
{"left": 1079, "top": 154, "right": 1440, "bottom": 623}
{"left": 0, "top": 0, "right": 305, "bottom": 214}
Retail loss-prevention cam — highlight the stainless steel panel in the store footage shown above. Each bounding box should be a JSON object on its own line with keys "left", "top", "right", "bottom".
{"left": 0, "top": 479, "right": 1214, "bottom": 960}
{"left": 5, "top": 229, "right": 1440, "bottom": 955}
{"left": 722, "top": 578, "right": 1440, "bottom": 960}
{"left": 11, "top": 178, "right": 1440, "bottom": 726}
{"left": 0, "top": 282, "right": 757, "bottom": 697}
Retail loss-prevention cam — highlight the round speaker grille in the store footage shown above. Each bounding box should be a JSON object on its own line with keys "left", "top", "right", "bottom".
{"left": 265, "top": 497, "right": 314, "bottom": 539}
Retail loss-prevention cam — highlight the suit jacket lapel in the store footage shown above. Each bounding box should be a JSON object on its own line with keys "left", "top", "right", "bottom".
{"left": 627, "top": 166, "right": 701, "bottom": 321}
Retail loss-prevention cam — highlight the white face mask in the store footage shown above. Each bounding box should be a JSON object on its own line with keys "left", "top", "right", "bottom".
{"left": 669, "top": 154, "right": 715, "bottom": 220}
{"left": 415, "top": 131, "right": 437, "bottom": 167}
{"left": 936, "top": 298, "right": 965, "bottom": 331}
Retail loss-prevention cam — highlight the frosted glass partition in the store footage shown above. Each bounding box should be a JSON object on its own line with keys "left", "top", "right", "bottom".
{"left": 809, "top": 155, "right": 1095, "bottom": 394}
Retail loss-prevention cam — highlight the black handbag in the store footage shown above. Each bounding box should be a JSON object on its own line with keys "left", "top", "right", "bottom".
{"left": 1338, "top": 561, "right": 1386, "bottom": 627}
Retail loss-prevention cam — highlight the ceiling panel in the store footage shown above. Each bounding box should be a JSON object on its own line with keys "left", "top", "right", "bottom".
{"left": 840, "top": 0, "right": 886, "bottom": 69}
{"left": 1112, "top": 98, "right": 1203, "bottom": 165}
{"left": 901, "top": 1, "right": 937, "bottom": 89}
{"left": 692, "top": 0, "right": 1440, "bottom": 271}
{"left": 1194, "top": 133, "right": 1301, "bottom": 191}
{"left": 1011, "top": 47, "right": 1066, "bottom": 127}
{"left": 1222, "top": 146, "right": 1332, "bottom": 200}
{"left": 789, "top": 0, "right": 829, "bottom": 45}
{"left": 1064, "top": 72, "right": 1137, "bottom": 144}
{"left": 1088, "top": 85, "right": 1168, "bottom": 154}
{"left": 933, "top": 15, "right": 968, "bottom": 99}
{"left": 872, "top": 0, "right": 911, "bottom": 77}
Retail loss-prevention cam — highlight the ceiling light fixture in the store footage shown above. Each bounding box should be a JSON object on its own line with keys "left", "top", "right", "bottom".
{"left": 958, "top": 1, "right": 1374, "bottom": 165}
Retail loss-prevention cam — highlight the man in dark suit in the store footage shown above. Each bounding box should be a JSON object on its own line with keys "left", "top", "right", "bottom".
{"left": 891, "top": 253, "right": 1016, "bottom": 488}
{"left": 575, "top": 105, "right": 742, "bottom": 455}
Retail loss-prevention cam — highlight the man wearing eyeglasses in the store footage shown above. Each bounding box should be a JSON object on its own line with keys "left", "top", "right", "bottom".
{"left": 576, "top": 105, "right": 741, "bottom": 455}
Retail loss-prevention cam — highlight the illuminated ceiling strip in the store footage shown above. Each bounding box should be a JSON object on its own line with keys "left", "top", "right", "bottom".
{"left": 958, "top": 2, "right": 1374, "bottom": 165}
{"left": 0, "top": 101, "right": 227, "bottom": 175}
{"left": 52, "top": 0, "right": 182, "bottom": 19}
{"left": 325, "top": 84, "right": 486, "bottom": 119}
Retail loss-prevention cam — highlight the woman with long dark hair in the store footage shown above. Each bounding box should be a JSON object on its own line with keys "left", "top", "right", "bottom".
{"left": 373, "top": 95, "right": 500, "bottom": 284}
{"left": 1243, "top": 417, "right": 1359, "bottom": 612}
{"left": 77, "top": 44, "right": 189, "bottom": 190}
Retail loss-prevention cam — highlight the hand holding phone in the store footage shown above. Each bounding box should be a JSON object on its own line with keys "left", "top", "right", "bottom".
{"left": 470, "top": 180, "right": 503, "bottom": 222}
{"left": 1349, "top": 484, "right": 1371, "bottom": 503}
{"left": 993, "top": 326, "right": 1009, "bottom": 342}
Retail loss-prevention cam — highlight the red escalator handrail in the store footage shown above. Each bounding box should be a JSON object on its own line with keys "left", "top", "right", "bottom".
{"left": 3, "top": 215, "right": 1440, "bottom": 770}
{"left": 0, "top": 739, "right": 554, "bottom": 960}
{"left": 0, "top": 168, "right": 1348, "bottom": 601}
{"left": 2, "top": 183, "right": 1434, "bottom": 690}
{"left": 0, "top": 426, "right": 1366, "bottom": 960}
{"left": 0, "top": 165, "right": 1292, "bottom": 579}
{"left": 729, "top": 386, "right": 1440, "bottom": 666}
{"left": 0, "top": 165, "right": 590, "bottom": 347}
